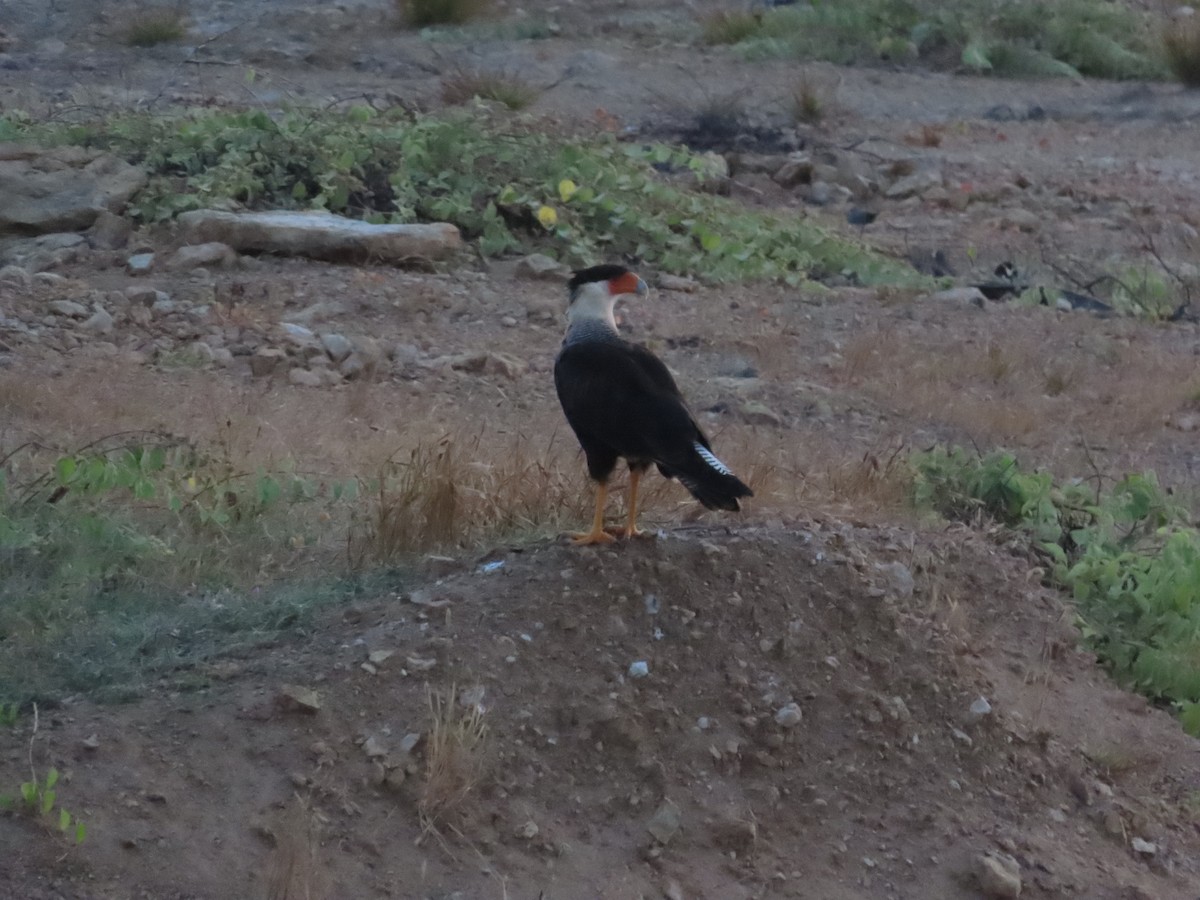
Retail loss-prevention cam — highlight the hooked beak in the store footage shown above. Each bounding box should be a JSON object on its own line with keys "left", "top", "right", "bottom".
{"left": 635, "top": 277, "right": 649, "bottom": 297}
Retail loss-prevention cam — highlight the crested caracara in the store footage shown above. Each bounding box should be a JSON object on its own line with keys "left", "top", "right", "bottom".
{"left": 554, "top": 264, "right": 753, "bottom": 545}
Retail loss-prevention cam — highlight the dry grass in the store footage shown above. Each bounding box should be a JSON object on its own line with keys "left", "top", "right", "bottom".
{"left": 121, "top": 7, "right": 187, "bottom": 47}
{"left": 441, "top": 69, "right": 540, "bottom": 111}
{"left": 701, "top": 10, "right": 761, "bottom": 46}
{"left": 788, "top": 71, "right": 835, "bottom": 125}
{"left": 1163, "top": 17, "right": 1200, "bottom": 87}
{"left": 419, "top": 685, "right": 489, "bottom": 830}
{"left": 397, "top": 0, "right": 491, "bottom": 28}
{"left": 347, "top": 433, "right": 588, "bottom": 565}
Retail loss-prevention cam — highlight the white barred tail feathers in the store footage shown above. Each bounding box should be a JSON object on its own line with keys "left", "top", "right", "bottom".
{"left": 673, "top": 441, "right": 753, "bottom": 512}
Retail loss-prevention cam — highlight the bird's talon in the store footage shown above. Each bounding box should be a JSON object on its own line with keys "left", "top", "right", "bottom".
{"left": 569, "top": 530, "right": 616, "bottom": 546}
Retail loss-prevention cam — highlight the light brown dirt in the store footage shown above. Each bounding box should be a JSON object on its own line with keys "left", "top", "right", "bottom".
{"left": 2, "top": 1, "right": 1200, "bottom": 898}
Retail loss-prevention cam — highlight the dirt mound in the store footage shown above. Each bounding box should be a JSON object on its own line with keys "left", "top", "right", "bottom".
{"left": 3, "top": 522, "right": 1198, "bottom": 899}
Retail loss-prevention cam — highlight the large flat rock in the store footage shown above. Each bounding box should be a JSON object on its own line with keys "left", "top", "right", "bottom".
{"left": 0, "top": 144, "right": 147, "bottom": 235}
{"left": 176, "top": 210, "right": 461, "bottom": 264}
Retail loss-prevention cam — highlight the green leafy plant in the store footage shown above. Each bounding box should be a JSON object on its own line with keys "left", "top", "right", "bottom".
{"left": 726, "top": 0, "right": 1165, "bottom": 81}
{"left": 0, "top": 702, "right": 18, "bottom": 728}
{"left": 913, "top": 446, "right": 1200, "bottom": 736}
{"left": 0, "top": 706, "right": 87, "bottom": 844}
{"left": 17, "top": 107, "right": 919, "bottom": 286}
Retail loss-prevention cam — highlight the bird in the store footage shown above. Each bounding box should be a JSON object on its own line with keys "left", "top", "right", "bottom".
{"left": 553, "top": 264, "right": 753, "bottom": 545}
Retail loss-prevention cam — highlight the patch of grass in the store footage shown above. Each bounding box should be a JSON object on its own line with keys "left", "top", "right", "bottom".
{"left": 16, "top": 106, "right": 919, "bottom": 285}
{"left": 419, "top": 685, "right": 488, "bottom": 830}
{"left": 788, "top": 72, "right": 830, "bottom": 125}
{"left": 701, "top": 10, "right": 762, "bottom": 46}
{"left": 728, "top": 0, "right": 1166, "bottom": 81}
{"left": 1164, "top": 17, "right": 1200, "bottom": 86}
{"left": 441, "top": 69, "right": 540, "bottom": 110}
{"left": 122, "top": 8, "right": 187, "bottom": 47}
{"left": 913, "top": 446, "right": 1200, "bottom": 737}
{"left": 397, "top": 0, "right": 490, "bottom": 28}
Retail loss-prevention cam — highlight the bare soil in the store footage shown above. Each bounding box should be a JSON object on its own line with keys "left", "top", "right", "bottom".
{"left": 2, "top": 1, "right": 1200, "bottom": 898}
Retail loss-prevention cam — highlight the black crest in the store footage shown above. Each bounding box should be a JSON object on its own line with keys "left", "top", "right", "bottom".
{"left": 568, "top": 264, "right": 630, "bottom": 292}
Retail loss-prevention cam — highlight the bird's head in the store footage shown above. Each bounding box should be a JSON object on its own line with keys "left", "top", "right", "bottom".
{"left": 565, "top": 264, "right": 648, "bottom": 328}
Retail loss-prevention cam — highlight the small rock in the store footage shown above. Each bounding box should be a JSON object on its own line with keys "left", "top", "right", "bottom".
{"left": 772, "top": 156, "right": 814, "bottom": 189}
{"left": 289, "top": 367, "right": 324, "bottom": 387}
{"left": 774, "top": 702, "right": 803, "bottom": 728}
{"left": 276, "top": 684, "right": 322, "bottom": 713}
{"left": 928, "top": 287, "right": 987, "bottom": 307}
{"left": 249, "top": 347, "right": 286, "bottom": 377}
{"left": 80, "top": 308, "right": 114, "bottom": 334}
{"left": 807, "top": 180, "right": 833, "bottom": 206}
{"left": 1000, "top": 208, "right": 1041, "bottom": 232}
{"left": 339, "top": 353, "right": 368, "bottom": 379}
{"left": 151, "top": 297, "right": 177, "bottom": 316}
{"left": 367, "top": 649, "right": 395, "bottom": 666}
{"left": 1168, "top": 412, "right": 1200, "bottom": 433}
{"left": 976, "top": 853, "right": 1022, "bottom": 898}
{"left": 126, "top": 252, "right": 155, "bottom": 275}
{"left": 89, "top": 210, "right": 133, "bottom": 250}
{"left": 169, "top": 241, "right": 237, "bottom": 270}
{"left": 320, "top": 332, "right": 353, "bottom": 363}
{"left": 516, "top": 820, "right": 539, "bottom": 840}
{"left": 279, "top": 322, "right": 320, "bottom": 351}
{"left": 48, "top": 299, "right": 88, "bottom": 318}
{"left": 885, "top": 167, "right": 943, "bottom": 200}
{"left": 81, "top": 734, "right": 100, "bottom": 750}
{"left": 657, "top": 273, "right": 698, "bottom": 292}
{"left": 125, "top": 286, "right": 167, "bottom": 306}
{"left": 646, "top": 799, "right": 681, "bottom": 845}
{"left": 968, "top": 696, "right": 992, "bottom": 721}
{"left": 1130, "top": 837, "right": 1156, "bottom": 856}
{"left": 405, "top": 655, "right": 436, "bottom": 672}
{"left": 739, "top": 401, "right": 783, "bottom": 427}
{"left": 628, "top": 660, "right": 649, "bottom": 678}
{"left": 0, "top": 264, "right": 31, "bottom": 287}
{"left": 361, "top": 735, "right": 388, "bottom": 759}
{"left": 515, "top": 253, "right": 568, "bottom": 281}
{"left": 663, "top": 879, "right": 685, "bottom": 900}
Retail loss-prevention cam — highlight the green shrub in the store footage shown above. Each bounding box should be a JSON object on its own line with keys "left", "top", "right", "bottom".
{"left": 397, "top": 0, "right": 490, "bottom": 28}
{"left": 914, "top": 446, "right": 1200, "bottom": 736}
{"left": 22, "top": 106, "right": 918, "bottom": 286}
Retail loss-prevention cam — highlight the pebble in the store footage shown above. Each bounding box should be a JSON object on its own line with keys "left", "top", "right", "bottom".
{"left": 976, "top": 853, "right": 1021, "bottom": 898}
{"left": 774, "top": 702, "right": 803, "bottom": 728}
{"left": 126, "top": 252, "right": 155, "bottom": 275}
{"left": 48, "top": 299, "right": 88, "bottom": 318}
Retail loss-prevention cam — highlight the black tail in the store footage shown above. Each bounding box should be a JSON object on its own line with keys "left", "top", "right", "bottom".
{"left": 667, "top": 442, "right": 754, "bottom": 512}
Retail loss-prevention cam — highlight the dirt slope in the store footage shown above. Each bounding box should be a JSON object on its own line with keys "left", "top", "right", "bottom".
{"left": 4, "top": 522, "right": 1199, "bottom": 899}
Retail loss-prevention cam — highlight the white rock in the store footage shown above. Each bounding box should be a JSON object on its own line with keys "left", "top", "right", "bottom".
{"left": 976, "top": 854, "right": 1021, "bottom": 898}
{"left": 774, "top": 702, "right": 803, "bottom": 728}
{"left": 176, "top": 209, "right": 461, "bottom": 264}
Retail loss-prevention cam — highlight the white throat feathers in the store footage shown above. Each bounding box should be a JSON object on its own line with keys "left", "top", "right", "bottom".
{"left": 564, "top": 280, "right": 620, "bottom": 345}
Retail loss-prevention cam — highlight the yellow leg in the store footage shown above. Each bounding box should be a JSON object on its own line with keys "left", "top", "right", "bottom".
{"left": 621, "top": 469, "right": 646, "bottom": 538}
{"left": 570, "top": 482, "right": 615, "bottom": 545}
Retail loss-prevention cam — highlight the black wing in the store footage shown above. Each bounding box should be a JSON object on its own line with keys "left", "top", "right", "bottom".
{"left": 554, "top": 340, "right": 702, "bottom": 467}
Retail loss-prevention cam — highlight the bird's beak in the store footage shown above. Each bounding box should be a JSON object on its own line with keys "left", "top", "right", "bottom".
{"left": 635, "top": 277, "right": 649, "bottom": 297}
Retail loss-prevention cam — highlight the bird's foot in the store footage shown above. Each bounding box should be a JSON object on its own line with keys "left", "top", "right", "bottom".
{"left": 569, "top": 528, "right": 616, "bottom": 546}
{"left": 606, "top": 525, "right": 651, "bottom": 539}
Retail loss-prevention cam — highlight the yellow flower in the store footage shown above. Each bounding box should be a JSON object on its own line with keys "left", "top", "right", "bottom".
{"left": 558, "top": 178, "right": 578, "bottom": 202}
{"left": 536, "top": 205, "right": 558, "bottom": 229}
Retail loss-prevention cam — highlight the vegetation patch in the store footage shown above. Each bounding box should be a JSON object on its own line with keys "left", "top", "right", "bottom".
{"left": 397, "top": 0, "right": 491, "bottom": 29}
{"left": 913, "top": 446, "right": 1200, "bottom": 736}
{"left": 2, "top": 106, "right": 918, "bottom": 286}
{"left": 1163, "top": 16, "right": 1200, "bottom": 87}
{"left": 121, "top": 8, "right": 187, "bottom": 47}
{"left": 721, "top": 0, "right": 1166, "bottom": 81}
{"left": 441, "top": 69, "right": 541, "bottom": 110}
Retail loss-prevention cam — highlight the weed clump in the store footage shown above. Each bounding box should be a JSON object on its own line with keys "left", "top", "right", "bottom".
{"left": 1164, "top": 16, "right": 1200, "bottom": 87}
{"left": 122, "top": 9, "right": 187, "bottom": 47}
{"left": 397, "top": 0, "right": 491, "bottom": 28}
{"left": 441, "top": 69, "right": 540, "bottom": 110}
{"left": 913, "top": 446, "right": 1200, "bottom": 737}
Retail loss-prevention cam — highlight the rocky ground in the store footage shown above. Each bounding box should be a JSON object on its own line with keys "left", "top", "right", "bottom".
{"left": 2, "top": 1, "right": 1200, "bottom": 898}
